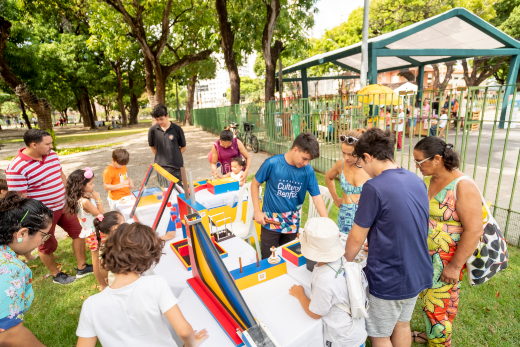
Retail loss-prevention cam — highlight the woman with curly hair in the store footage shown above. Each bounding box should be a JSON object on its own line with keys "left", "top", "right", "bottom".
{"left": 76, "top": 223, "right": 209, "bottom": 347}
{"left": 0, "top": 192, "right": 53, "bottom": 346}
{"left": 64, "top": 168, "right": 106, "bottom": 290}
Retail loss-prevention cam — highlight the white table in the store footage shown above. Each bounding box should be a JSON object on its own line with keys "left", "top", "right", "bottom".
{"left": 174, "top": 275, "right": 323, "bottom": 347}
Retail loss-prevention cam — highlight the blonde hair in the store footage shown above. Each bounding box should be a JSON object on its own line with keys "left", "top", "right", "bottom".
{"left": 342, "top": 128, "right": 365, "bottom": 140}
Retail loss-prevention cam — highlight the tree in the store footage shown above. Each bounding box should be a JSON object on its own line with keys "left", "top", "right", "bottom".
{"left": 97, "top": 0, "right": 216, "bottom": 107}
{"left": 180, "top": 58, "right": 217, "bottom": 125}
{"left": 432, "top": 62, "right": 455, "bottom": 90}
{"left": 0, "top": 16, "right": 53, "bottom": 130}
{"left": 259, "top": 0, "right": 316, "bottom": 100}
{"left": 225, "top": 77, "right": 263, "bottom": 100}
{"left": 492, "top": 2, "right": 520, "bottom": 84}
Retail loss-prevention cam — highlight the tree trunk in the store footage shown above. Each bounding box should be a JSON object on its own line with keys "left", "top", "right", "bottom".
{"left": 110, "top": 60, "right": 129, "bottom": 127}
{"left": 262, "top": 0, "right": 283, "bottom": 101}
{"left": 90, "top": 97, "right": 98, "bottom": 121}
{"left": 462, "top": 57, "right": 507, "bottom": 87}
{"left": 143, "top": 56, "right": 157, "bottom": 108}
{"left": 77, "top": 88, "right": 96, "bottom": 129}
{"left": 432, "top": 63, "right": 455, "bottom": 91}
{"left": 0, "top": 17, "right": 53, "bottom": 131}
{"left": 128, "top": 76, "right": 139, "bottom": 125}
{"left": 185, "top": 74, "right": 197, "bottom": 126}
{"left": 19, "top": 98, "right": 32, "bottom": 129}
{"left": 278, "top": 56, "right": 283, "bottom": 101}
{"left": 104, "top": 106, "right": 110, "bottom": 121}
{"left": 215, "top": 0, "right": 240, "bottom": 105}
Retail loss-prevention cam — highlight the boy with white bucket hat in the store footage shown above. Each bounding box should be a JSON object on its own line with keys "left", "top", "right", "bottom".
{"left": 289, "top": 217, "right": 367, "bottom": 347}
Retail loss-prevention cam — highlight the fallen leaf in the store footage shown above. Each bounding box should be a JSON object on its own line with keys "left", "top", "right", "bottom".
{"left": 70, "top": 312, "right": 74, "bottom": 315}
{"left": 495, "top": 291, "right": 500, "bottom": 298}
{"left": 489, "top": 325, "right": 495, "bottom": 334}
{"left": 92, "top": 285, "right": 97, "bottom": 289}
{"left": 29, "top": 265, "right": 38, "bottom": 268}
{"left": 485, "top": 308, "right": 491, "bottom": 312}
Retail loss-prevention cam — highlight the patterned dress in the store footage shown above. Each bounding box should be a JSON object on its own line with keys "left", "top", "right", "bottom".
{"left": 420, "top": 176, "right": 465, "bottom": 347}
{"left": 337, "top": 159, "right": 365, "bottom": 234}
{"left": 0, "top": 245, "right": 34, "bottom": 332}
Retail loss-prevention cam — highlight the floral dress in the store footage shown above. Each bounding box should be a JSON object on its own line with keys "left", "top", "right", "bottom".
{"left": 0, "top": 245, "right": 34, "bottom": 332}
{"left": 420, "top": 176, "right": 465, "bottom": 347}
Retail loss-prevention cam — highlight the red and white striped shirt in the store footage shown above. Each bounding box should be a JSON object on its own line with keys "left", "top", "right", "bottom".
{"left": 6, "top": 149, "right": 66, "bottom": 211}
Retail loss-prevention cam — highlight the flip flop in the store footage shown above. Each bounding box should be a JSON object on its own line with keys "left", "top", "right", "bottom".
{"left": 412, "top": 331, "right": 428, "bottom": 344}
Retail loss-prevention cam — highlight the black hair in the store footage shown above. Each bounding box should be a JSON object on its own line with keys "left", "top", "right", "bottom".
{"left": 23, "top": 129, "right": 51, "bottom": 146}
{"left": 231, "top": 156, "right": 246, "bottom": 167}
{"left": 414, "top": 137, "right": 460, "bottom": 171}
{"left": 220, "top": 130, "right": 234, "bottom": 142}
{"left": 64, "top": 169, "right": 94, "bottom": 215}
{"left": 353, "top": 128, "right": 395, "bottom": 162}
{"left": 291, "top": 132, "right": 320, "bottom": 159}
{"left": 93, "top": 211, "right": 124, "bottom": 245}
{"left": 0, "top": 192, "right": 53, "bottom": 245}
{"left": 151, "top": 104, "right": 168, "bottom": 119}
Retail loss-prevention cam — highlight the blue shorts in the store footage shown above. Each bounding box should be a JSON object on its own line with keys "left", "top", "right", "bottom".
{"left": 408, "top": 119, "right": 417, "bottom": 127}
{"left": 337, "top": 203, "right": 358, "bottom": 234}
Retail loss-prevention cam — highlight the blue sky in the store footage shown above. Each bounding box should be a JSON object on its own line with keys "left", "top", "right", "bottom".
{"left": 312, "top": 0, "right": 365, "bottom": 38}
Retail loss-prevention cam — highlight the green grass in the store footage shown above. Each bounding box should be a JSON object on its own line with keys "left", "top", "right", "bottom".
{"left": 0, "top": 128, "right": 148, "bottom": 145}
{"left": 3, "top": 142, "right": 123, "bottom": 160}
{"left": 24, "top": 171, "right": 520, "bottom": 347}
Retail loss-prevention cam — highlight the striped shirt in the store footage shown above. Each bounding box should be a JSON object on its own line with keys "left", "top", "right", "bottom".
{"left": 6, "top": 149, "right": 65, "bottom": 211}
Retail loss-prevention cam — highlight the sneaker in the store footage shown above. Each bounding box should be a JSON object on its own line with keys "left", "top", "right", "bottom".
{"left": 397, "top": 148, "right": 402, "bottom": 152}
{"left": 53, "top": 272, "right": 77, "bottom": 285}
{"left": 75, "top": 264, "right": 94, "bottom": 278}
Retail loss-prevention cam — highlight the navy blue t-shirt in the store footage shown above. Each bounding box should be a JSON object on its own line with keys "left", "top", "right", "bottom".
{"left": 255, "top": 154, "right": 320, "bottom": 233}
{"left": 354, "top": 168, "right": 433, "bottom": 300}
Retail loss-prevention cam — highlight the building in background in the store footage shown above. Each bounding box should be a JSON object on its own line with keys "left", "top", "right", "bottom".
{"left": 195, "top": 55, "right": 256, "bottom": 108}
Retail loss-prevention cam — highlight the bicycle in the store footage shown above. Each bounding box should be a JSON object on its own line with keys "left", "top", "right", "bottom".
{"left": 223, "top": 118, "right": 242, "bottom": 142}
{"left": 242, "top": 122, "right": 259, "bottom": 153}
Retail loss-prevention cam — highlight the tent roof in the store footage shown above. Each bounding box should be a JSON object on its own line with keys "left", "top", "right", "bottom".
{"left": 281, "top": 8, "right": 520, "bottom": 76}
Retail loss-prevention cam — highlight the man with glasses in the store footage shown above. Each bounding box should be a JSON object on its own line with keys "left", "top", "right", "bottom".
{"left": 343, "top": 128, "right": 432, "bottom": 347}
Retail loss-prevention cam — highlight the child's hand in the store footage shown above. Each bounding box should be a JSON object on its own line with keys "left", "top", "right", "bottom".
{"left": 91, "top": 191, "right": 101, "bottom": 200}
{"left": 119, "top": 180, "right": 130, "bottom": 188}
{"left": 289, "top": 284, "right": 305, "bottom": 299}
{"left": 193, "top": 329, "right": 209, "bottom": 346}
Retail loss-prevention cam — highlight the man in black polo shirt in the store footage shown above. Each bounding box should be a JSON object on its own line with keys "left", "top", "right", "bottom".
{"left": 148, "top": 104, "right": 186, "bottom": 184}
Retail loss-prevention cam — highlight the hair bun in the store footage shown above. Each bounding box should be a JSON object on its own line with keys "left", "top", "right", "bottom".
{"left": 0, "top": 192, "right": 25, "bottom": 213}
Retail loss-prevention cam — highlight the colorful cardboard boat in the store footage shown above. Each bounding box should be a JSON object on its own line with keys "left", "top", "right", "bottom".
{"left": 281, "top": 240, "right": 306, "bottom": 267}
{"left": 170, "top": 236, "right": 228, "bottom": 271}
{"left": 185, "top": 213, "right": 280, "bottom": 347}
{"left": 207, "top": 177, "right": 240, "bottom": 195}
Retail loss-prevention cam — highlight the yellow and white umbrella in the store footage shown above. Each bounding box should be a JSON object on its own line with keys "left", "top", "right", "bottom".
{"left": 357, "top": 84, "right": 401, "bottom": 105}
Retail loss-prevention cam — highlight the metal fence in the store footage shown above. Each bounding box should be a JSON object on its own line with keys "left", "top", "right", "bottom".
{"left": 192, "top": 85, "right": 520, "bottom": 246}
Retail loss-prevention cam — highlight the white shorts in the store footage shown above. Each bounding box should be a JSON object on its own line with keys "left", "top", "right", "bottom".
{"left": 107, "top": 195, "right": 133, "bottom": 211}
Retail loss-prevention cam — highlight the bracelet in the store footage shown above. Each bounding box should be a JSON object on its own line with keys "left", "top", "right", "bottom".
{"left": 95, "top": 200, "right": 103, "bottom": 204}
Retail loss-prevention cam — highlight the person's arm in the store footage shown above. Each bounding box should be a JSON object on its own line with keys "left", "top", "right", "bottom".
{"left": 252, "top": 178, "right": 267, "bottom": 225}
{"left": 5, "top": 167, "right": 28, "bottom": 197}
{"left": 237, "top": 139, "right": 251, "bottom": 185}
{"left": 82, "top": 193, "right": 104, "bottom": 215}
{"left": 178, "top": 127, "right": 187, "bottom": 155}
{"left": 311, "top": 195, "right": 328, "bottom": 218}
{"left": 150, "top": 146, "right": 157, "bottom": 155}
{"left": 180, "top": 147, "right": 186, "bottom": 154}
{"left": 325, "top": 161, "right": 342, "bottom": 207}
{"left": 128, "top": 178, "right": 134, "bottom": 189}
{"left": 103, "top": 181, "right": 130, "bottom": 192}
{"left": 0, "top": 322, "right": 46, "bottom": 347}
{"left": 61, "top": 170, "right": 67, "bottom": 187}
{"left": 288, "top": 285, "right": 322, "bottom": 319}
{"left": 344, "top": 223, "right": 370, "bottom": 261}
{"left": 210, "top": 145, "right": 219, "bottom": 177}
{"left": 164, "top": 305, "right": 208, "bottom": 347}
{"left": 148, "top": 127, "right": 156, "bottom": 155}
{"left": 441, "top": 179, "right": 484, "bottom": 284}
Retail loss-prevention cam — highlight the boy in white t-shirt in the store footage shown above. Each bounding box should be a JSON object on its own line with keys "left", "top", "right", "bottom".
{"left": 76, "top": 223, "right": 208, "bottom": 347}
{"left": 430, "top": 108, "right": 448, "bottom": 138}
{"left": 289, "top": 217, "right": 367, "bottom": 347}
{"left": 397, "top": 106, "right": 405, "bottom": 151}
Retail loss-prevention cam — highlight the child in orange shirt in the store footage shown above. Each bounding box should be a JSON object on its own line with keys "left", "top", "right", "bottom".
{"left": 103, "top": 149, "right": 134, "bottom": 210}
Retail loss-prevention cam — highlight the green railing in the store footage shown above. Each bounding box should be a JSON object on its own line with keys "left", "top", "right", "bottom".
{"left": 192, "top": 85, "right": 520, "bottom": 246}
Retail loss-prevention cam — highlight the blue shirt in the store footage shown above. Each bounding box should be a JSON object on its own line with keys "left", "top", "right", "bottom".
{"left": 0, "top": 245, "right": 34, "bottom": 331}
{"left": 255, "top": 154, "right": 320, "bottom": 233}
{"left": 354, "top": 168, "right": 433, "bottom": 300}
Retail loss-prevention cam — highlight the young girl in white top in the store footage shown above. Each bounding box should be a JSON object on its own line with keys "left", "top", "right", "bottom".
{"left": 219, "top": 156, "right": 246, "bottom": 186}
{"left": 64, "top": 167, "right": 107, "bottom": 290}
{"left": 76, "top": 223, "right": 209, "bottom": 347}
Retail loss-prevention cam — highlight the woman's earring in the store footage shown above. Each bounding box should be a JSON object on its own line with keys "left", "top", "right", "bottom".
{"left": 435, "top": 162, "right": 438, "bottom": 165}
{"left": 17, "top": 237, "right": 23, "bottom": 243}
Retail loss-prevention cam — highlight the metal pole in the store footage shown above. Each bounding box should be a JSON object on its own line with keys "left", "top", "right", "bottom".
{"left": 360, "top": 0, "right": 369, "bottom": 88}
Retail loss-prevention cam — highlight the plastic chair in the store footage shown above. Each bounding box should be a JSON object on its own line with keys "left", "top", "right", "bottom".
{"left": 307, "top": 185, "right": 335, "bottom": 220}
{"left": 210, "top": 183, "right": 262, "bottom": 259}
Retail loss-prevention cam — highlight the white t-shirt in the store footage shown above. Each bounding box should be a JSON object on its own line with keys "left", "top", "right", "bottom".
{"left": 231, "top": 170, "right": 244, "bottom": 183}
{"left": 439, "top": 113, "right": 448, "bottom": 129}
{"left": 397, "top": 112, "right": 405, "bottom": 132}
{"left": 309, "top": 257, "right": 367, "bottom": 347}
{"left": 76, "top": 276, "right": 178, "bottom": 347}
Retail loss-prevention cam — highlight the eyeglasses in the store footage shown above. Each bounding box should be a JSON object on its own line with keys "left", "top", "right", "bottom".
{"left": 40, "top": 230, "right": 51, "bottom": 243}
{"left": 414, "top": 157, "right": 432, "bottom": 167}
{"left": 354, "top": 157, "right": 363, "bottom": 168}
{"left": 339, "top": 135, "right": 358, "bottom": 144}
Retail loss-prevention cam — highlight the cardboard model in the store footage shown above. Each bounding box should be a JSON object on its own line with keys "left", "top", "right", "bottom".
{"left": 185, "top": 214, "right": 279, "bottom": 347}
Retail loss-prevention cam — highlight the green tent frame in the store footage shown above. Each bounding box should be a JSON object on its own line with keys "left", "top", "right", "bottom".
{"left": 277, "top": 8, "right": 520, "bottom": 127}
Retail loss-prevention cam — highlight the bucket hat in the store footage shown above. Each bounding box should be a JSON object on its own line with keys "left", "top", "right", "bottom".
{"left": 300, "top": 217, "right": 344, "bottom": 263}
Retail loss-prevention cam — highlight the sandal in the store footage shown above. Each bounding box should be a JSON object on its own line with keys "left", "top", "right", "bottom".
{"left": 412, "top": 331, "right": 428, "bottom": 344}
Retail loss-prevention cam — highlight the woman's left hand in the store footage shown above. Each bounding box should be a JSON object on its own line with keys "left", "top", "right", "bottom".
{"left": 240, "top": 171, "right": 248, "bottom": 185}
{"left": 440, "top": 262, "right": 462, "bottom": 284}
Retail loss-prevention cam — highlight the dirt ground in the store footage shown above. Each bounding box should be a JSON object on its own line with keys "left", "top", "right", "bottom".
{"left": 0, "top": 123, "right": 270, "bottom": 240}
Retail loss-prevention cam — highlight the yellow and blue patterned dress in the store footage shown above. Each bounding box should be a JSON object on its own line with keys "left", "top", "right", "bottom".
{"left": 420, "top": 176, "right": 465, "bottom": 347}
